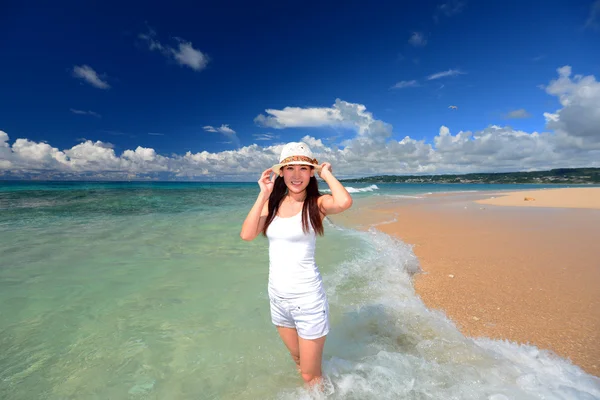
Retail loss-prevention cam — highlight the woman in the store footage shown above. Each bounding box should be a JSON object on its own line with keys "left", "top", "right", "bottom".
{"left": 240, "top": 142, "right": 353, "bottom": 387}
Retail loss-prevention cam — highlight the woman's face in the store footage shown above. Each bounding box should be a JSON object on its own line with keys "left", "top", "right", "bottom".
{"left": 280, "top": 164, "right": 314, "bottom": 194}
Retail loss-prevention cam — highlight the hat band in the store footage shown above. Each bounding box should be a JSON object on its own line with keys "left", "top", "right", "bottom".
{"left": 280, "top": 155, "right": 318, "bottom": 165}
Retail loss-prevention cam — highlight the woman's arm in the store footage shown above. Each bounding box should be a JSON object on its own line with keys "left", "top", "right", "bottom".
{"left": 240, "top": 168, "right": 273, "bottom": 241}
{"left": 240, "top": 193, "right": 269, "bottom": 241}
{"left": 318, "top": 163, "right": 353, "bottom": 216}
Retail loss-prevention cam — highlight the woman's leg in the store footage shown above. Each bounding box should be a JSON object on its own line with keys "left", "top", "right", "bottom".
{"left": 276, "top": 326, "right": 301, "bottom": 372}
{"left": 298, "top": 335, "right": 327, "bottom": 386}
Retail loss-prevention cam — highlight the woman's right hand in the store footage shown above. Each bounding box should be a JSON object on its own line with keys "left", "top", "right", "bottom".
{"left": 258, "top": 168, "right": 275, "bottom": 195}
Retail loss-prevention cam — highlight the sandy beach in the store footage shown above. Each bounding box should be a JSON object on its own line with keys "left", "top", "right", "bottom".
{"left": 476, "top": 187, "right": 600, "bottom": 209}
{"left": 338, "top": 187, "right": 600, "bottom": 377}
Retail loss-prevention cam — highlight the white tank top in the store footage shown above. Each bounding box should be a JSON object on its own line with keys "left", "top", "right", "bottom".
{"left": 266, "top": 209, "right": 324, "bottom": 299}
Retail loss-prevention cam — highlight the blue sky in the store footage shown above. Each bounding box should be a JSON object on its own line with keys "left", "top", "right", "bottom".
{"left": 1, "top": 0, "right": 599, "bottom": 180}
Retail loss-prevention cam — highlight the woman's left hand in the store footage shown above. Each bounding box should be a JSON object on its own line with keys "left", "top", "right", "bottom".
{"left": 318, "top": 162, "right": 332, "bottom": 178}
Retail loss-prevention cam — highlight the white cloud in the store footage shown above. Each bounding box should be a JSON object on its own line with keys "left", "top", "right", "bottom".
{"left": 203, "top": 125, "right": 234, "bottom": 134}
{"left": 138, "top": 28, "right": 164, "bottom": 51}
{"left": 217, "top": 125, "right": 235, "bottom": 135}
{"left": 203, "top": 124, "right": 241, "bottom": 147}
{"left": 72, "top": 65, "right": 110, "bottom": 89}
{"left": 542, "top": 65, "right": 600, "bottom": 144}
{"left": 391, "top": 80, "right": 419, "bottom": 89}
{"left": 254, "top": 100, "right": 394, "bottom": 147}
{"left": 254, "top": 105, "right": 346, "bottom": 129}
{"left": 171, "top": 39, "right": 209, "bottom": 71}
{"left": 504, "top": 109, "right": 531, "bottom": 119}
{"left": 10, "top": 137, "right": 70, "bottom": 170}
{"left": 148, "top": 132, "right": 165, "bottom": 136}
{"left": 434, "top": 0, "right": 466, "bottom": 22}
{"left": 431, "top": 125, "right": 558, "bottom": 169}
{"left": 64, "top": 141, "right": 120, "bottom": 170}
{"left": 427, "top": 69, "right": 465, "bottom": 80}
{"left": 70, "top": 108, "right": 101, "bottom": 118}
{"left": 139, "top": 29, "right": 209, "bottom": 72}
{"left": 252, "top": 133, "right": 279, "bottom": 141}
{"left": 2, "top": 66, "right": 599, "bottom": 180}
{"left": 585, "top": 0, "right": 600, "bottom": 29}
{"left": 0, "top": 131, "right": 13, "bottom": 169}
{"left": 408, "top": 32, "right": 427, "bottom": 47}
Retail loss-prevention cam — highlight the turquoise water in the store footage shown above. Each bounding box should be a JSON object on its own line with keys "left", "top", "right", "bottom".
{"left": 1, "top": 181, "right": 599, "bottom": 399}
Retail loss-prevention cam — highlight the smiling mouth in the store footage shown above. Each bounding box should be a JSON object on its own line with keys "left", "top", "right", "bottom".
{"left": 291, "top": 181, "right": 302, "bottom": 185}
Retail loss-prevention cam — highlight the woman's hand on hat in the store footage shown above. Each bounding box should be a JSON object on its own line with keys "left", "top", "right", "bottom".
{"left": 318, "top": 162, "right": 332, "bottom": 178}
{"left": 258, "top": 168, "right": 275, "bottom": 195}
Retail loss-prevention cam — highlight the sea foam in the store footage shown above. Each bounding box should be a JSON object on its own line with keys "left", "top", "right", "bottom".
{"left": 322, "top": 185, "right": 380, "bottom": 194}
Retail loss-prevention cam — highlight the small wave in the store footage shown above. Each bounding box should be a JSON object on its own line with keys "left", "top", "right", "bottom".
{"left": 370, "top": 217, "right": 398, "bottom": 227}
{"left": 322, "top": 185, "right": 379, "bottom": 194}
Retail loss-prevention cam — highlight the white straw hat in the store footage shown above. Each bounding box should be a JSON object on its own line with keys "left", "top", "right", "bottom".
{"left": 271, "top": 142, "right": 321, "bottom": 175}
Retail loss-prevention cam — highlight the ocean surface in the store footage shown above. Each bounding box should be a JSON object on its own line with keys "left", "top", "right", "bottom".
{"left": 1, "top": 181, "right": 599, "bottom": 399}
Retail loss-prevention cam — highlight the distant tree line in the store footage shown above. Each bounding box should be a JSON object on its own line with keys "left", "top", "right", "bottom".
{"left": 341, "top": 168, "right": 600, "bottom": 184}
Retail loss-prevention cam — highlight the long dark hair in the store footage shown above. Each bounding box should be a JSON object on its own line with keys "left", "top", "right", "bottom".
{"left": 262, "top": 173, "right": 324, "bottom": 237}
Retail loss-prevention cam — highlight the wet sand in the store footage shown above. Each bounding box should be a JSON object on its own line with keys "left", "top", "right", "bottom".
{"left": 335, "top": 188, "right": 600, "bottom": 377}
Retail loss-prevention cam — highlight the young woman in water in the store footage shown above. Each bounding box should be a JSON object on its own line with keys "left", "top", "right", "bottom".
{"left": 240, "top": 142, "right": 353, "bottom": 387}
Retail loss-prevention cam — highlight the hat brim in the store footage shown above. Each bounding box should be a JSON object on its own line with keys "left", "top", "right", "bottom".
{"left": 272, "top": 161, "right": 321, "bottom": 175}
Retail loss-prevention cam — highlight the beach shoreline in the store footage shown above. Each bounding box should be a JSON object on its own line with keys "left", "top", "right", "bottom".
{"left": 333, "top": 187, "right": 600, "bottom": 377}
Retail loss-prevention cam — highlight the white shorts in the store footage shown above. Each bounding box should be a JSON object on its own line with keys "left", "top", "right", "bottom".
{"left": 269, "top": 290, "right": 330, "bottom": 340}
